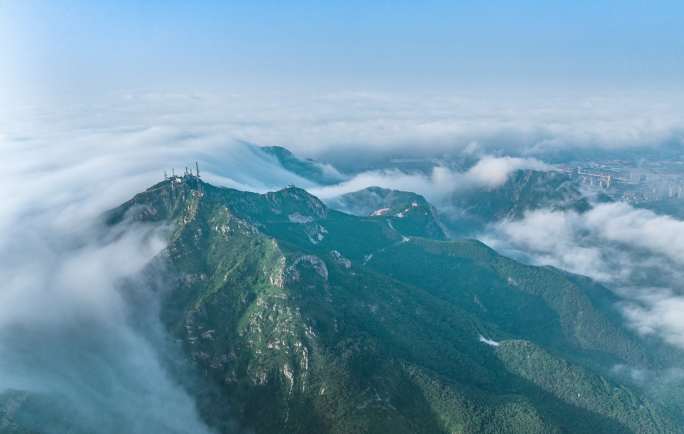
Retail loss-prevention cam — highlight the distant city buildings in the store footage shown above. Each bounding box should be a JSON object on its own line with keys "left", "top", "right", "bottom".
{"left": 560, "top": 159, "right": 684, "bottom": 204}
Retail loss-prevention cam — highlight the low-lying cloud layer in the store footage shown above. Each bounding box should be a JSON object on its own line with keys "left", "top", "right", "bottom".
{"left": 5, "top": 90, "right": 683, "bottom": 169}
{"left": 0, "top": 206, "right": 215, "bottom": 432}
{"left": 482, "top": 203, "right": 684, "bottom": 350}
{"left": 310, "top": 156, "right": 549, "bottom": 202}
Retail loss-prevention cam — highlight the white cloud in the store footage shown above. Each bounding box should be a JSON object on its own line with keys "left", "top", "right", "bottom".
{"left": 246, "top": 92, "right": 684, "bottom": 161}
{"left": 479, "top": 335, "right": 500, "bottom": 347}
{"left": 464, "top": 156, "right": 550, "bottom": 189}
{"left": 621, "top": 289, "right": 684, "bottom": 349}
{"left": 0, "top": 211, "right": 214, "bottom": 432}
{"left": 309, "top": 156, "right": 550, "bottom": 202}
{"left": 3, "top": 91, "right": 682, "bottom": 168}
{"left": 482, "top": 203, "right": 684, "bottom": 350}
{"left": 583, "top": 203, "right": 684, "bottom": 264}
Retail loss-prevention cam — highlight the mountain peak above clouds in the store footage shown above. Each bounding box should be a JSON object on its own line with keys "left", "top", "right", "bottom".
{"left": 67, "top": 175, "right": 681, "bottom": 434}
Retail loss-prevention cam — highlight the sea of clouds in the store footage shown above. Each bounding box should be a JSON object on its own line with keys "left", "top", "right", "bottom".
{"left": 1, "top": 91, "right": 683, "bottom": 430}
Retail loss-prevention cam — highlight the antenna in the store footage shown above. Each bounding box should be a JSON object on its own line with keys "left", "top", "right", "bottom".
{"left": 172, "top": 168, "right": 175, "bottom": 177}
{"left": 164, "top": 170, "right": 168, "bottom": 180}
{"left": 195, "top": 161, "right": 200, "bottom": 178}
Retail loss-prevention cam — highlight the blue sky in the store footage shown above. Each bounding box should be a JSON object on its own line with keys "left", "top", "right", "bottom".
{"left": 1, "top": 0, "right": 683, "bottom": 104}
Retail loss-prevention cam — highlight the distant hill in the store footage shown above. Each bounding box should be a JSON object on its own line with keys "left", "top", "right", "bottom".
{"left": 328, "top": 186, "right": 447, "bottom": 240}
{"left": 328, "top": 170, "right": 592, "bottom": 238}
{"left": 445, "top": 169, "right": 591, "bottom": 234}
{"left": 454, "top": 169, "right": 589, "bottom": 219}
{"left": 257, "top": 147, "right": 592, "bottom": 234}
{"left": 259, "top": 145, "right": 345, "bottom": 185}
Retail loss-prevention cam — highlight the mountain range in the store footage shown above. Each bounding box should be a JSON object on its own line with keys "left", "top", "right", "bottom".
{"left": 259, "top": 146, "right": 594, "bottom": 235}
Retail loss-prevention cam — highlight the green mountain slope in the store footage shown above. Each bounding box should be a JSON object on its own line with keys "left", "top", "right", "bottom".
{"left": 12, "top": 175, "right": 679, "bottom": 434}
{"left": 327, "top": 186, "right": 447, "bottom": 240}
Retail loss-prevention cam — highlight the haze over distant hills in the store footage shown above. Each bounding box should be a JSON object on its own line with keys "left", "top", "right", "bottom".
{"left": 254, "top": 146, "right": 594, "bottom": 236}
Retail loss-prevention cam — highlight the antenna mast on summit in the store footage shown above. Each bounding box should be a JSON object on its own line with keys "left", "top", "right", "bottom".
{"left": 195, "top": 161, "right": 200, "bottom": 178}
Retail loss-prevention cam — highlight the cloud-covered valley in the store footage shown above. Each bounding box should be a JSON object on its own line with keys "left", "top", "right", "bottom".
{"left": 482, "top": 203, "right": 684, "bottom": 350}
{"left": 309, "top": 155, "right": 549, "bottom": 202}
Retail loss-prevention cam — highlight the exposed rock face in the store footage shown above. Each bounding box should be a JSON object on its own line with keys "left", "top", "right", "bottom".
{"left": 330, "top": 250, "right": 352, "bottom": 269}
{"left": 286, "top": 255, "right": 329, "bottom": 283}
